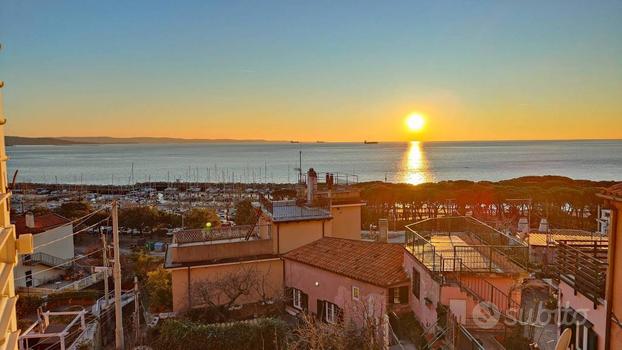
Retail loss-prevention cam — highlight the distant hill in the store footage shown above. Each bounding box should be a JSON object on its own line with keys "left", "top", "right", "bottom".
{"left": 6, "top": 136, "right": 88, "bottom": 146}
{"left": 7, "top": 136, "right": 281, "bottom": 145}
{"left": 59, "top": 136, "right": 277, "bottom": 144}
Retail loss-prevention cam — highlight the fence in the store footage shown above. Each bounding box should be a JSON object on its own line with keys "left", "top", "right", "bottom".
{"left": 174, "top": 224, "right": 271, "bottom": 244}
{"left": 557, "top": 239, "right": 608, "bottom": 307}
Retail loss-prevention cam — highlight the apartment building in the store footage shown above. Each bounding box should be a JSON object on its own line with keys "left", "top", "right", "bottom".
{"left": 165, "top": 168, "right": 365, "bottom": 312}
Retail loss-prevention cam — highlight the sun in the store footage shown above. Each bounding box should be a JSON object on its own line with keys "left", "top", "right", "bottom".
{"left": 406, "top": 113, "right": 426, "bottom": 132}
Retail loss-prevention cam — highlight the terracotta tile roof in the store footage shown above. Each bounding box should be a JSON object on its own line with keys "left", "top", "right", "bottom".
{"left": 13, "top": 213, "right": 71, "bottom": 236}
{"left": 603, "top": 183, "right": 622, "bottom": 199}
{"left": 283, "top": 237, "right": 409, "bottom": 287}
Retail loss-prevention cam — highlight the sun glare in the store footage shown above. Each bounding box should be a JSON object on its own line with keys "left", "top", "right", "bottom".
{"left": 406, "top": 113, "right": 426, "bottom": 132}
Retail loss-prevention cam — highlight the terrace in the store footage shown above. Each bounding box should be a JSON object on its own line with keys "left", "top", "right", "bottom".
{"left": 404, "top": 216, "right": 529, "bottom": 275}
{"left": 258, "top": 197, "right": 331, "bottom": 222}
{"left": 165, "top": 224, "right": 275, "bottom": 267}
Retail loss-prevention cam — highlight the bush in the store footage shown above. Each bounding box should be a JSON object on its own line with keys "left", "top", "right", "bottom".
{"left": 151, "top": 318, "right": 289, "bottom": 350}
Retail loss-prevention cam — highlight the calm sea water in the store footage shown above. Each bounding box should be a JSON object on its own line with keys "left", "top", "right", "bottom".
{"left": 6, "top": 140, "right": 622, "bottom": 185}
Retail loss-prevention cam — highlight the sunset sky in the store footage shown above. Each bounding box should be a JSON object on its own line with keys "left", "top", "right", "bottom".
{"left": 1, "top": 0, "right": 621, "bottom": 142}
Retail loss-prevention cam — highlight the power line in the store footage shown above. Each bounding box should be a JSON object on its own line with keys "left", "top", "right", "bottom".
{"left": 32, "top": 216, "right": 110, "bottom": 251}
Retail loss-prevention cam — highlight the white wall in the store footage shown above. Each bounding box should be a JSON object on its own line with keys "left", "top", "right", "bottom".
{"left": 14, "top": 224, "right": 74, "bottom": 288}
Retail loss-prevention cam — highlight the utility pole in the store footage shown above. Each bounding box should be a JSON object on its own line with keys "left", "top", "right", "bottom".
{"left": 101, "top": 233, "right": 109, "bottom": 310}
{"left": 112, "top": 201, "right": 125, "bottom": 350}
{"left": 134, "top": 276, "right": 140, "bottom": 345}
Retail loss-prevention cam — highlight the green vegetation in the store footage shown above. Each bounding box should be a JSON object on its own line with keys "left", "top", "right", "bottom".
{"left": 151, "top": 318, "right": 288, "bottom": 350}
{"left": 144, "top": 267, "right": 173, "bottom": 313}
{"left": 234, "top": 199, "right": 258, "bottom": 225}
{"left": 357, "top": 176, "right": 615, "bottom": 231}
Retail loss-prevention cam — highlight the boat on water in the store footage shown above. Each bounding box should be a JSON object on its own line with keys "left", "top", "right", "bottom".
{"left": 364, "top": 140, "right": 379, "bottom": 144}
{"left": 290, "top": 140, "right": 300, "bottom": 144}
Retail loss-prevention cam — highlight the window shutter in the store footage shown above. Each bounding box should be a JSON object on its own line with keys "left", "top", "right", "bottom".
{"left": 301, "top": 292, "right": 309, "bottom": 312}
{"left": 399, "top": 286, "right": 409, "bottom": 304}
{"left": 587, "top": 327, "right": 597, "bottom": 350}
{"left": 285, "top": 287, "right": 293, "bottom": 307}
{"left": 317, "top": 300, "right": 325, "bottom": 321}
{"left": 388, "top": 288, "right": 396, "bottom": 304}
{"left": 412, "top": 268, "right": 421, "bottom": 299}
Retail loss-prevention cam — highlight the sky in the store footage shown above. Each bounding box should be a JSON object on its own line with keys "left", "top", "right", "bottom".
{"left": 1, "top": 0, "right": 621, "bottom": 142}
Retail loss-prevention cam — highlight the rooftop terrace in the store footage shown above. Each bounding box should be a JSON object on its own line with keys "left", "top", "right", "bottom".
{"left": 405, "top": 216, "right": 528, "bottom": 275}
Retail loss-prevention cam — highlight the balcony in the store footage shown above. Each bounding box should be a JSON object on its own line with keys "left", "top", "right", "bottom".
{"left": 557, "top": 239, "right": 608, "bottom": 307}
{"left": 404, "top": 216, "right": 529, "bottom": 274}
{"left": 167, "top": 224, "right": 275, "bottom": 266}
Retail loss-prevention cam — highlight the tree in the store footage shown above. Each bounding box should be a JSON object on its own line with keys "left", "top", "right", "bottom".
{"left": 145, "top": 267, "right": 172, "bottom": 313}
{"left": 184, "top": 208, "right": 220, "bottom": 229}
{"left": 234, "top": 199, "right": 258, "bottom": 225}
{"left": 55, "top": 201, "right": 92, "bottom": 219}
{"left": 119, "top": 206, "right": 160, "bottom": 233}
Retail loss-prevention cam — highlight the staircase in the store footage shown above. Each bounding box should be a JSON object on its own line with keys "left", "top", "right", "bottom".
{"left": 22, "top": 252, "right": 73, "bottom": 270}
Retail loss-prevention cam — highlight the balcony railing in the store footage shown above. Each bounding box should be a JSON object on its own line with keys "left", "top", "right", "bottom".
{"left": 557, "top": 239, "right": 608, "bottom": 307}
{"left": 173, "top": 224, "right": 271, "bottom": 244}
{"left": 405, "top": 216, "right": 529, "bottom": 271}
{"left": 259, "top": 197, "right": 330, "bottom": 221}
{"left": 22, "top": 252, "right": 73, "bottom": 270}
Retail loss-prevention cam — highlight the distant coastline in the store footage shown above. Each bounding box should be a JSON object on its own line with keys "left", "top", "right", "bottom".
{"left": 6, "top": 136, "right": 622, "bottom": 146}
{"left": 6, "top": 136, "right": 283, "bottom": 146}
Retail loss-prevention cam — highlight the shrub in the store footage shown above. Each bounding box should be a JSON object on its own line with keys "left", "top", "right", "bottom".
{"left": 151, "top": 318, "right": 288, "bottom": 350}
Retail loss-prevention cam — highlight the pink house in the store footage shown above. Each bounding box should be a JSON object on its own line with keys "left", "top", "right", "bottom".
{"left": 283, "top": 238, "right": 411, "bottom": 325}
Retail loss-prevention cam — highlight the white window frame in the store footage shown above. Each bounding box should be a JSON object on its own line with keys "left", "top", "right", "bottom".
{"left": 325, "top": 302, "right": 337, "bottom": 324}
{"left": 352, "top": 286, "right": 360, "bottom": 301}
{"left": 293, "top": 288, "right": 303, "bottom": 310}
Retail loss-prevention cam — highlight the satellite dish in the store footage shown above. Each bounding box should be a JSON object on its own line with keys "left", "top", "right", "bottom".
{"left": 555, "top": 328, "right": 572, "bottom": 350}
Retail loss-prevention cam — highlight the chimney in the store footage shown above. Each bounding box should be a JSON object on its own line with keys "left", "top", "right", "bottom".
{"left": 25, "top": 212, "right": 35, "bottom": 229}
{"left": 538, "top": 218, "right": 549, "bottom": 232}
{"left": 306, "top": 168, "right": 318, "bottom": 205}
{"left": 378, "top": 218, "right": 388, "bottom": 243}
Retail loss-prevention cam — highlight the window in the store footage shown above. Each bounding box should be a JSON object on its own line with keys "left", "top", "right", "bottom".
{"left": 325, "top": 302, "right": 338, "bottom": 324}
{"left": 293, "top": 289, "right": 302, "bottom": 310}
{"left": 412, "top": 268, "right": 421, "bottom": 299}
{"left": 352, "top": 286, "right": 360, "bottom": 301}
{"left": 389, "top": 286, "right": 409, "bottom": 304}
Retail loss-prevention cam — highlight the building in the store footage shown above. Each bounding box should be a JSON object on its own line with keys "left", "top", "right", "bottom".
{"left": 553, "top": 183, "right": 622, "bottom": 350}
{"left": 283, "top": 237, "right": 410, "bottom": 325}
{"left": 165, "top": 169, "right": 364, "bottom": 312}
{"left": 403, "top": 216, "right": 529, "bottom": 349}
{"left": 12, "top": 212, "right": 74, "bottom": 289}
{"left": 0, "top": 66, "right": 34, "bottom": 350}
{"left": 598, "top": 183, "right": 622, "bottom": 350}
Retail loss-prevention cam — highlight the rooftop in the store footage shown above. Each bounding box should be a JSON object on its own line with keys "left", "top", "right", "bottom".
{"left": 601, "top": 182, "right": 622, "bottom": 200}
{"left": 13, "top": 213, "right": 71, "bottom": 235}
{"left": 283, "top": 237, "right": 409, "bottom": 287}
{"left": 259, "top": 198, "right": 332, "bottom": 222}
{"left": 405, "top": 216, "right": 528, "bottom": 274}
{"left": 528, "top": 229, "right": 606, "bottom": 247}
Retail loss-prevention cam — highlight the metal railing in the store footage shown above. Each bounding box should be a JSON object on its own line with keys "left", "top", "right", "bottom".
{"left": 457, "top": 261, "right": 521, "bottom": 315}
{"left": 173, "top": 224, "right": 272, "bottom": 244}
{"left": 557, "top": 239, "right": 608, "bottom": 306}
{"left": 22, "top": 252, "right": 73, "bottom": 270}
{"left": 405, "top": 216, "right": 529, "bottom": 272}
{"left": 259, "top": 197, "right": 330, "bottom": 221}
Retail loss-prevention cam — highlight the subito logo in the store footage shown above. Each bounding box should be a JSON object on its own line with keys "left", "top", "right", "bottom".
{"left": 472, "top": 302, "right": 501, "bottom": 329}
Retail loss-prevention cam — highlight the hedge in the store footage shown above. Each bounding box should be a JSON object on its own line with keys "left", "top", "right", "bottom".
{"left": 152, "top": 318, "right": 289, "bottom": 350}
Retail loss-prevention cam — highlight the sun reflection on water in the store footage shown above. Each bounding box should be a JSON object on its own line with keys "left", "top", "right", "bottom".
{"left": 400, "top": 141, "right": 431, "bottom": 185}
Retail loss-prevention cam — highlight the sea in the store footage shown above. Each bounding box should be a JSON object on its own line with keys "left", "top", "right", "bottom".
{"left": 6, "top": 140, "right": 622, "bottom": 185}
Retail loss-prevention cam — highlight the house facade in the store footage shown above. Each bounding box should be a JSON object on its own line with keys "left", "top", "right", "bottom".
{"left": 283, "top": 238, "right": 410, "bottom": 326}
{"left": 13, "top": 212, "right": 74, "bottom": 288}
